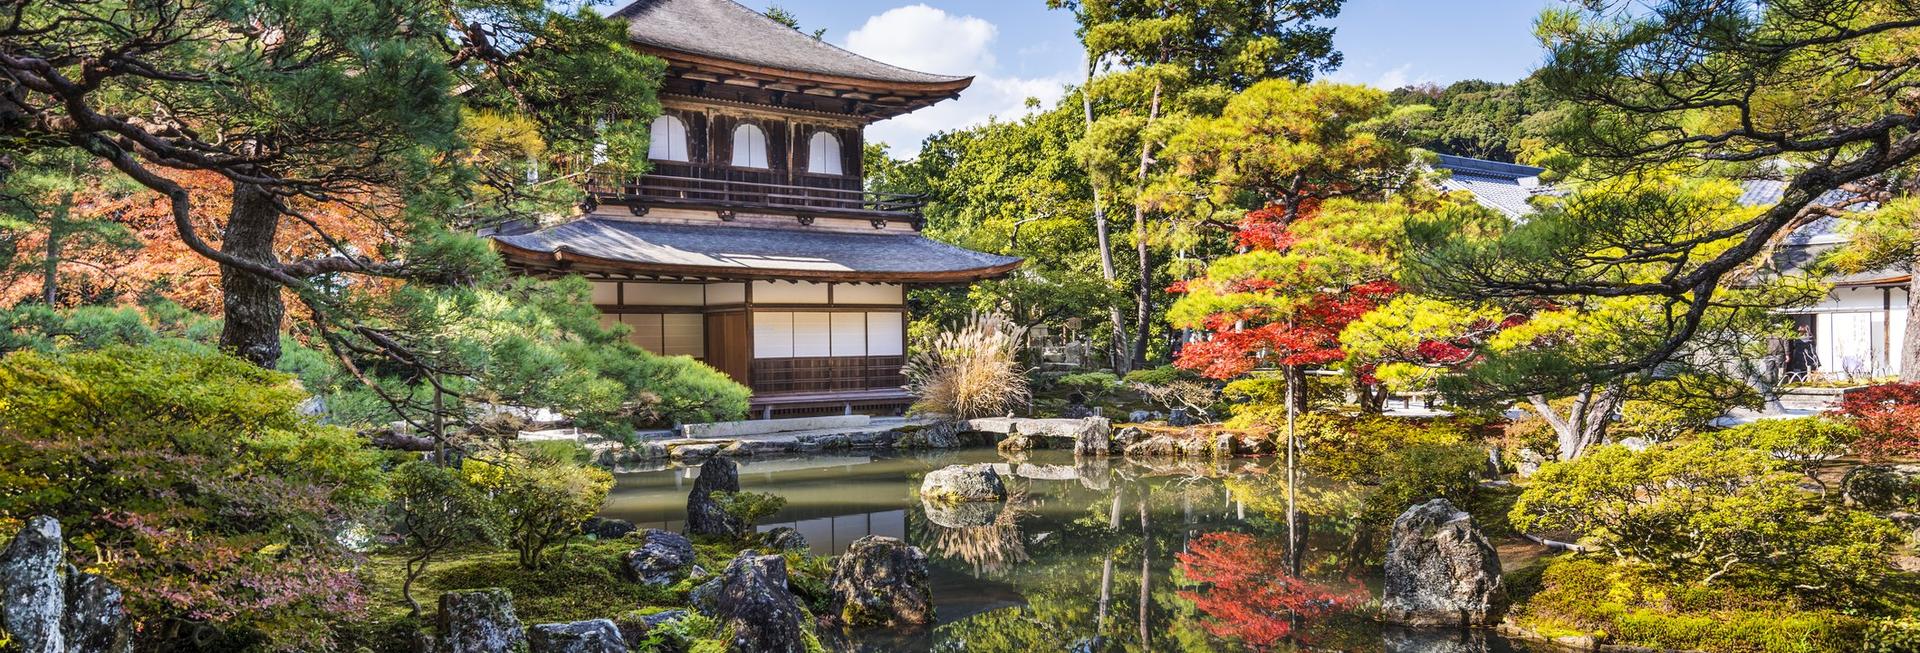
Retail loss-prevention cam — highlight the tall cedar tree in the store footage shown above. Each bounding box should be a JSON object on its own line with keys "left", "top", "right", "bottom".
{"left": 1049, "top": 0, "right": 1344, "bottom": 372}
{"left": 1414, "top": 0, "right": 1920, "bottom": 386}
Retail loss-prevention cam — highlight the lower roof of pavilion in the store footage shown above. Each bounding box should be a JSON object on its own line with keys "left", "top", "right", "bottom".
{"left": 490, "top": 218, "right": 1022, "bottom": 284}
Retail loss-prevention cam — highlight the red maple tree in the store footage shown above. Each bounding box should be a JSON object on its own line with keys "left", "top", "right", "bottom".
{"left": 1172, "top": 201, "right": 1401, "bottom": 385}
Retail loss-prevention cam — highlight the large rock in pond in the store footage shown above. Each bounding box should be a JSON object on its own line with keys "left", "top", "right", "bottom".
{"left": 1382, "top": 499, "right": 1508, "bottom": 627}
{"left": 528, "top": 619, "right": 625, "bottom": 653}
{"left": 2, "top": 516, "right": 67, "bottom": 653}
{"left": 1072, "top": 418, "right": 1114, "bottom": 456}
{"left": 691, "top": 551, "right": 812, "bottom": 653}
{"left": 687, "top": 457, "right": 750, "bottom": 539}
{"left": 438, "top": 588, "right": 526, "bottom": 653}
{"left": 920, "top": 464, "right": 1007, "bottom": 503}
{"left": 826, "top": 536, "right": 933, "bottom": 627}
{"left": 623, "top": 529, "right": 698, "bottom": 586}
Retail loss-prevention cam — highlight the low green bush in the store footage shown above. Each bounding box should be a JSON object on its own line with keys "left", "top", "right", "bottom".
{"left": 1364, "top": 442, "right": 1487, "bottom": 524}
{"left": 1122, "top": 364, "right": 1192, "bottom": 386}
{"left": 1513, "top": 442, "right": 1901, "bottom": 604}
{"left": 1704, "top": 417, "right": 1858, "bottom": 488}
{"left": 1055, "top": 371, "right": 1121, "bottom": 397}
{"left": 1514, "top": 557, "right": 1871, "bottom": 653}
{"left": 0, "top": 346, "right": 387, "bottom": 651}
{"left": 713, "top": 490, "right": 788, "bottom": 529}
{"left": 1866, "top": 617, "right": 1920, "bottom": 653}
{"left": 463, "top": 442, "right": 614, "bottom": 570}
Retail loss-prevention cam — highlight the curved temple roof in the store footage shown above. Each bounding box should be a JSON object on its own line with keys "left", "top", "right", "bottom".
{"left": 609, "top": 0, "right": 970, "bottom": 88}
{"left": 492, "top": 218, "right": 1022, "bottom": 283}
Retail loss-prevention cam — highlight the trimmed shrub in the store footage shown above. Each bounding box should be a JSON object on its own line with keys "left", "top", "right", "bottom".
{"left": 1512, "top": 442, "right": 1901, "bottom": 603}
{"left": 1514, "top": 557, "right": 1871, "bottom": 653}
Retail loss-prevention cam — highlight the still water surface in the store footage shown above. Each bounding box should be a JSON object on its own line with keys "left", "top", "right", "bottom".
{"left": 601, "top": 448, "right": 1544, "bottom": 652}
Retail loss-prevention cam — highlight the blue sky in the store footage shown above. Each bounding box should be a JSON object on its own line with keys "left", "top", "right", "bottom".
{"left": 687, "top": 1, "right": 1559, "bottom": 150}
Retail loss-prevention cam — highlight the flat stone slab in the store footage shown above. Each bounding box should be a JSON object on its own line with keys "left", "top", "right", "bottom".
{"left": 685, "top": 415, "right": 871, "bottom": 439}
{"left": 965, "top": 417, "right": 1020, "bottom": 434}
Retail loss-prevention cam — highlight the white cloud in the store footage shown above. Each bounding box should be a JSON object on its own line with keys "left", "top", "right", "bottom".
{"left": 841, "top": 4, "right": 1073, "bottom": 154}
{"left": 1373, "top": 63, "right": 1421, "bottom": 90}
{"left": 1329, "top": 61, "right": 1428, "bottom": 90}
{"left": 845, "top": 5, "right": 997, "bottom": 74}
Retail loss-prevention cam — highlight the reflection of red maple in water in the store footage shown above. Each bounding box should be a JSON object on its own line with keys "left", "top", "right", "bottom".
{"left": 1175, "top": 532, "right": 1368, "bottom": 650}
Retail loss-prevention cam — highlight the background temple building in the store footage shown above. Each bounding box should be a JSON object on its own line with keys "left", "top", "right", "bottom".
{"left": 490, "top": 0, "right": 1021, "bottom": 418}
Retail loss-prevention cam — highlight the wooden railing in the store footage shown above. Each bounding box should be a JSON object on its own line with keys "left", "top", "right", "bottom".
{"left": 750, "top": 356, "right": 906, "bottom": 395}
{"left": 580, "top": 164, "right": 925, "bottom": 219}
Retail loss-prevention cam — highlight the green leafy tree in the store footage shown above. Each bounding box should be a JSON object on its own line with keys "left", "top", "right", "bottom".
{"left": 391, "top": 461, "right": 502, "bottom": 617}
{"left": 1050, "top": 0, "right": 1346, "bottom": 371}
{"left": 1388, "top": 78, "right": 1555, "bottom": 162}
{"left": 0, "top": 151, "right": 138, "bottom": 306}
{"left": 1418, "top": 0, "right": 1920, "bottom": 384}
{"left": 1412, "top": 177, "right": 1804, "bottom": 458}
{"left": 0, "top": 0, "right": 661, "bottom": 378}
{"left": 463, "top": 443, "right": 614, "bottom": 570}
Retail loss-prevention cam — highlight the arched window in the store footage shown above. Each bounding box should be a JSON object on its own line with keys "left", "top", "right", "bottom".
{"left": 730, "top": 123, "right": 769, "bottom": 168}
{"left": 647, "top": 115, "right": 689, "bottom": 162}
{"left": 806, "top": 131, "right": 843, "bottom": 175}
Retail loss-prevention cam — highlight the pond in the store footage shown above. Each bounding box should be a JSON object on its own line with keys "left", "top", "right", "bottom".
{"left": 601, "top": 448, "right": 1547, "bottom": 652}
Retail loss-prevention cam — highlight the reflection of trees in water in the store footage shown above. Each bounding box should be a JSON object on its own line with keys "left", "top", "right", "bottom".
{"left": 1174, "top": 532, "right": 1369, "bottom": 650}
{"left": 925, "top": 490, "right": 1033, "bottom": 576}
{"left": 927, "top": 460, "right": 1425, "bottom": 652}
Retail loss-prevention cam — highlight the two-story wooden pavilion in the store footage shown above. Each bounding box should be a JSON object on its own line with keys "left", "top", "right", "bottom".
{"left": 490, "top": 0, "right": 1022, "bottom": 417}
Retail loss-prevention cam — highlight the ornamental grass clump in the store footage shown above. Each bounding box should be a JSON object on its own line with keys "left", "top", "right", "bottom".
{"left": 904, "top": 313, "right": 1030, "bottom": 419}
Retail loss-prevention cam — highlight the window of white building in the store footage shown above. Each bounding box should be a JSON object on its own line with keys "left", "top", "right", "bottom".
{"left": 648, "top": 115, "right": 689, "bottom": 162}
{"left": 731, "top": 123, "right": 769, "bottom": 168}
{"left": 807, "top": 131, "right": 842, "bottom": 175}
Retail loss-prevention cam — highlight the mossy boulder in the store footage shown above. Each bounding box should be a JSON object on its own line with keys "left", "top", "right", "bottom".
{"left": 919, "top": 464, "right": 1007, "bottom": 503}
{"left": 825, "top": 536, "right": 933, "bottom": 628}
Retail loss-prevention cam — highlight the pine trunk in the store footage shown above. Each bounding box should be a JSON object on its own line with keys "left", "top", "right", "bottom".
{"left": 1082, "top": 54, "right": 1132, "bottom": 373}
{"left": 219, "top": 183, "right": 286, "bottom": 368}
{"left": 1128, "top": 77, "right": 1164, "bottom": 371}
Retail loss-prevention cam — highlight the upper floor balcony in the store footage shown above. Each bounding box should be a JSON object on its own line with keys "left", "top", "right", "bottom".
{"left": 579, "top": 162, "right": 925, "bottom": 228}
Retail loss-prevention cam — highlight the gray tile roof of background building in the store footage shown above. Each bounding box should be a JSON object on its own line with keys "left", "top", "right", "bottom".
{"left": 609, "top": 0, "right": 969, "bottom": 85}
{"left": 1433, "top": 154, "right": 1549, "bottom": 218}
{"left": 494, "top": 218, "right": 1022, "bottom": 279}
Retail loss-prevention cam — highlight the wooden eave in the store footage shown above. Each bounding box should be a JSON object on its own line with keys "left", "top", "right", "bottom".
{"left": 641, "top": 46, "right": 969, "bottom": 119}
{"left": 491, "top": 240, "right": 1023, "bottom": 285}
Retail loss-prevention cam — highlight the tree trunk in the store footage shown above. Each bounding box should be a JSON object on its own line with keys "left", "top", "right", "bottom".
{"left": 1527, "top": 382, "right": 1625, "bottom": 460}
{"left": 1285, "top": 364, "right": 1311, "bottom": 414}
{"left": 219, "top": 183, "right": 286, "bottom": 368}
{"left": 40, "top": 196, "right": 66, "bottom": 306}
{"left": 1083, "top": 55, "right": 1132, "bottom": 373}
{"left": 1128, "top": 78, "right": 1164, "bottom": 371}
